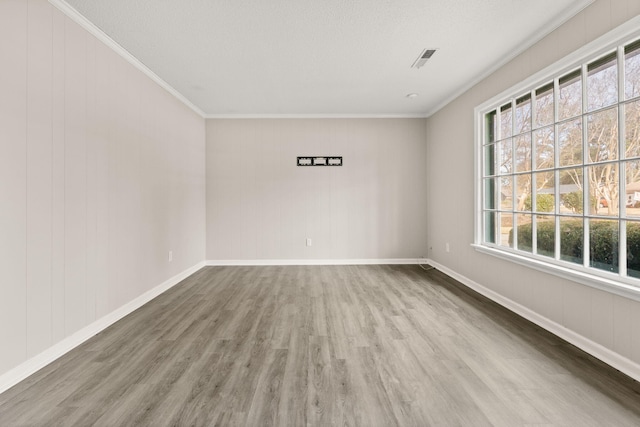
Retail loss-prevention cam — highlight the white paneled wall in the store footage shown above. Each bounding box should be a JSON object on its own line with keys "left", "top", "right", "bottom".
{"left": 1, "top": 0, "right": 28, "bottom": 377}
{"left": 427, "top": 0, "right": 640, "bottom": 376}
{"left": 0, "top": 0, "right": 205, "bottom": 376}
{"left": 206, "top": 119, "right": 428, "bottom": 261}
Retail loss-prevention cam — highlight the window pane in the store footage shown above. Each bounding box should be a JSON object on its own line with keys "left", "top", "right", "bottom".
{"left": 484, "top": 212, "right": 496, "bottom": 244}
{"left": 498, "top": 138, "right": 513, "bottom": 174}
{"left": 559, "top": 168, "right": 583, "bottom": 214}
{"left": 534, "top": 126, "right": 554, "bottom": 170}
{"left": 560, "top": 216, "right": 583, "bottom": 264}
{"left": 627, "top": 220, "right": 640, "bottom": 278}
{"left": 484, "top": 144, "right": 496, "bottom": 176}
{"left": 500, "top": 176, "right": 513, "bottom": 210}
{"left": 589, "top": 219, "right": 619, "bottom": 273}
{"left": 535, "top": 83, "right": 554, "bottom": 128}
{"left": 500, "top": 213, "right": 512, "bottom": 247}
{"left": 515, "top": 95, "right": 532, "bottom": 134}
{"left": 515, "top": 173, "right": 532, "bottom": 211}
{"left": 486, "top": 110, "right": 497, "bottom": 143}
{"left": 587, "top": 107, "right": 618, "bottom": 163}
{"left": 559, "top": 70, "right": 582, "bottom": 120}
{"left": 625, "top": 160, "right": 640, "bottom": 217}
{"left": 537, "top": 215, "right": 555, "bottom": 258}
{"left": 558, "top": 118, "right": 583, "bottom": 167}
{"left": 586, "top": 163, "right": 619, "bottom": 217}
{"left": 515, "top": 134, "right": 532, "bottom": 172}
{"left": 625, "top": 40, "right": 640, "bottom": 100}
{"left": 535, "top": 171, "right": 555, "bottom": 213}
{"left": 479, "top": 38, "right": 640, "bottom": 281}
{"left": 484, "top": 178, "right": 496, "bottom": 209}
{"left": 516, "top": 214, "right": 532, "bottom": 252}
{"left": 587, "top": 53, "right": 617, "bottom": 111}
{"left": 625, "top": 100, "right": 640, "bottom": 158}
{"left": 500, "top": 104, "right": 512, "bottom": 139}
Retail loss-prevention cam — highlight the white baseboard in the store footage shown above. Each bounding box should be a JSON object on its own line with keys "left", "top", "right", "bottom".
{"left": 0, "top": 261, "right": 206, "bottom": 395}
{"left": 206, "top": 258, "right": 427, "bottom": 266}
{"left": 426, "top": 259, "right": 640, "bottom": 383}
{"left": 11, "top": 259, "right": 630, "bottom": 396}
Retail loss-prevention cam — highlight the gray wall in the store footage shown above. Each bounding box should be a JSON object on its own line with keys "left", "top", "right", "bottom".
{"left": 206, "top": 118, "right": 428, "bottom": 261}
{"left": 4, "top": 0, "right": 638, "bottom": 387}
{"left": 427, "top": 0, "right": 640, "bottom": 370}
{"left": 0, "top": 0, "right": 206, "bottom": 376}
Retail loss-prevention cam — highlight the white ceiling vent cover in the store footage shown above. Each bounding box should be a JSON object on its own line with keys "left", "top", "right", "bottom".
{"left": 411, "top": 49, "right": 438, "bottom": 69}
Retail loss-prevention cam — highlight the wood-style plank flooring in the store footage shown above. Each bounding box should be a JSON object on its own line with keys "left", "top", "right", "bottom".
{"left": 0, "top": 265, "right": 639, "bottom": 426}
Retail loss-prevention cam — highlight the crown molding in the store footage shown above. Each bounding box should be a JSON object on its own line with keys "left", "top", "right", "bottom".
{"left": 425, "top": 0, "right": 595, "bottom": 118}
{"left": 49, "top": 0, "right": 595, "bottom": 121}
{"left": 48, "top": 0, "right": 206, "bottom": 118}
{"left": 204, "top": 113, "right": 429, "bottom": 119}
{"left": 476, "top": 13, "right": 640, "bottom": 115}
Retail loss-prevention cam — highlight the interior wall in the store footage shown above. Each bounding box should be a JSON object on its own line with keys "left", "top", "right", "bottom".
{"left": 427, "top": 0, "right": 640, "bottom": 370}
{"left": 206, "top": 118, "right": 428, "bottom": 261}
{"left": 0, "top": 0, "right": 206, "bottom": 376}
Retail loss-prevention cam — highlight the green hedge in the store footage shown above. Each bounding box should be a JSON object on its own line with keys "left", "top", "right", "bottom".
{"left": 523, "top": 194, "right": 555, "bottom": 212}
{"left": 627, "top": 223, "right": 640, "bottom": 277}
{"left": 589, "top": 220, "right": 618, "bottom": 271}
{"left": 508, "top": 219, "right": 640, "bottom": 273}
{"left": 536, "top": 220, "right": 556, "bottom": 257}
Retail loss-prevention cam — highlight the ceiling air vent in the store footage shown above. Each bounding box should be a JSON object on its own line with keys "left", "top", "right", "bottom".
{"left": 411, "top": 48, "right": 437, "bottom": 69}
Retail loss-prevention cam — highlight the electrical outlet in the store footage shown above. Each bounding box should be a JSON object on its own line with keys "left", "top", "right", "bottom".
{"left": 168, "top": 250, "right": 173, "bottom": 262}
{"left": 306, "top": 238, "right": 312, "bottom": 247}
{"left": 445, "top": 243, "right": 450, "bottom": 253}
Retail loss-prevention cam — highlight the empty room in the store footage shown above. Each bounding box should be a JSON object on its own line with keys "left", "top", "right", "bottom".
{"left": 2, "top": 0, "right": 640, "bottom": 425}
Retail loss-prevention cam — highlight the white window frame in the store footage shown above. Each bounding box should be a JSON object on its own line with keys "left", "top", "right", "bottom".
{"left": 474, "top": 15, "right": 640, "bottom": 303}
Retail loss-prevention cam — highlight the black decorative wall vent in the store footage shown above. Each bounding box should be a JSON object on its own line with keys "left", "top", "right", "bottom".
{"left": 297, "top": 156, "right": 342, "bottom": 166}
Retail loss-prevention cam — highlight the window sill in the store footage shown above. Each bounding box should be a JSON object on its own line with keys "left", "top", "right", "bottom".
{"left": 472, "top": 243, "right": 640, "bottom": 302}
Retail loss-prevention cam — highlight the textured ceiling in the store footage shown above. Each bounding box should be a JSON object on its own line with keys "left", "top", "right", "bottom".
{"left": 63, "top": 0, "right": 593, "bottom": 117}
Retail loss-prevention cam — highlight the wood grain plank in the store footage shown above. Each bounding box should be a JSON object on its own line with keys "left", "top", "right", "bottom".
{"left": 1, "top": 265, "right": 640, "bottom": 426}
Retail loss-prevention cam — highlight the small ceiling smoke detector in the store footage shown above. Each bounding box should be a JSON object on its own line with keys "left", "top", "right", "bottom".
{"left": 406, "top": 93, "right": 419, "bottom": 99}
{"left": 411, "top": 48, "right": 438, "bottom": 69}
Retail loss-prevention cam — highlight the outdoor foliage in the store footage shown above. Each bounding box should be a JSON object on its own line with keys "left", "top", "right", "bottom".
{"left": 559, "top": 192, "right": 598, "bottom": 214}
{"left": 627, "top": 222, "right": 640, "bottom": 276}
{"left": 561, "top": 191, "right": 583, "bottom": 213}
{"left": 507, "top": 219, "right": 640, "bottom": 272}
{"left": 488, "top": 43, "right": 640, "bottom": 276}
{"left": 536, "top": 220, "right": 556, "bottom": 257}
{"left": 559, "top": 220, "right": 583, "bottom": 263}
{"left": 589, "top": 221, "right": 619, "bottom": 271}
{"left": 523, "top": 194, "right": 554, "bottom": 212}
{"left": 492, "top": 48, "right": 640, "bottom": 215}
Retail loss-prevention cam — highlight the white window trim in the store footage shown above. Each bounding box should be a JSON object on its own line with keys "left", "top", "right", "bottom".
{"left": 474, "top": 15, "right": 640, "bottom": 303}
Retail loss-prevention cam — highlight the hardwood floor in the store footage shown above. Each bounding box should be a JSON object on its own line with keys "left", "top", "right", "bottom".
{"left": 1, "top": 265, "right": 639, "bottom": 426}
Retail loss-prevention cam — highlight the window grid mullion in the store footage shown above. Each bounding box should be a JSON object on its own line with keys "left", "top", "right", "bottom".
{"left": 618, "top": 46, "right": 627, "bottom": 276}
{"left": 495, "top": 108, "right": 503, "bottom": 247}
{"left": 496, "top": 108, "right": 501, "bottom": 142}
{"left": 533, "top": 175, "right": 537, "bottom": 253}
{"left": 581, "top": 63, "right": 590, "bottom": 269}
{"left": 555, "top": 169, "right": 561, "bottom": 260}
{"left": 511, "top": 100, "right": 518, "bottom": 250}
{"left": 479, "top": 31, "right": 640, "bottom": 284}
{"left": 531, "top": 88, "right": 537, "bottom": 254}
{"left": 552, "top": 77, "right": 561, "bottom": 260}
